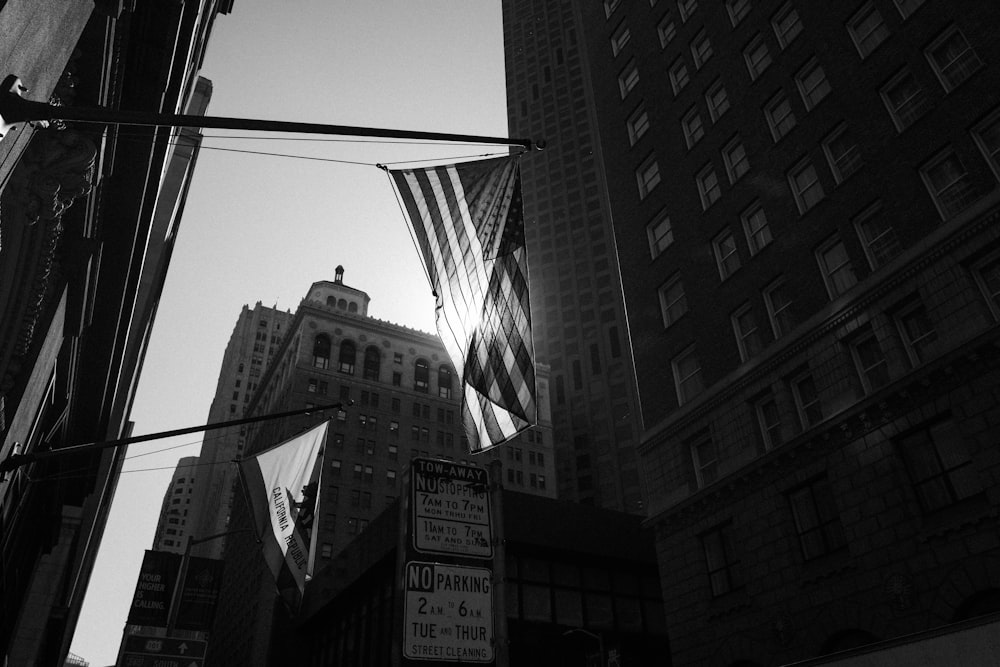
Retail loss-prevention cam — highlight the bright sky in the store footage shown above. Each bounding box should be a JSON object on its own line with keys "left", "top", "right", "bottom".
{"left": 70, "top": 2, "right": 507, "bottom": 663}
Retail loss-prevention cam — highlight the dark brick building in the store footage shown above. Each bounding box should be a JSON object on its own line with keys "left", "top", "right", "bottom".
{"left": 507, "top": 0, "right": 1000, "bottom": 664}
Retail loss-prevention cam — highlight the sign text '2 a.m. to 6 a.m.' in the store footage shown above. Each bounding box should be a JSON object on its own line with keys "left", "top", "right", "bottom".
{"left": 411, "top": 458, "right": 493, "bottom": 558}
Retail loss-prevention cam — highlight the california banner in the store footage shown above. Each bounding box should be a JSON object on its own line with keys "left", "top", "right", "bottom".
{"left": 240, "top": 421, "right": 328, "bottom": 612}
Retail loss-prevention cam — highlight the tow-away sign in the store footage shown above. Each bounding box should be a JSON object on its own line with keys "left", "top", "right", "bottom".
{"left": 411, "top": 458, "right": 492, "bottom": 558}
{"left": 403, "top": 561, "right": 494, "bottom": 663}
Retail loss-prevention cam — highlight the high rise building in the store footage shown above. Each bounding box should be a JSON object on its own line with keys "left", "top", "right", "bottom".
{"left": 508, "top": 0, "right": 1000, "bottom": 664}
{"left": 0, "top": 2, "right": 230, "bottom": 663}
{"left": 187, "top": 303, "right": 293, "bottom": 559}
{"left": 151, "top": 456, "right": 200, "bottom": 553}
{"left": 502, "top": 0, "right": 646, "bottom": 513}
{"left": 207, "top": 268, "right": 555, "bottom": 666}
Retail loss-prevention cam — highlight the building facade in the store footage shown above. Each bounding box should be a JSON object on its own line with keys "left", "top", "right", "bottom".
{"left": 187, "top": 303, "right": 293, "bottom": 559}
{"left": 553, "top": 0, "right": 1000, "bottom": 664}
{"left": 501, "top": 0, "right": 647, "bottom": 513}
{"left": 0, "top": 2, "right": 230, "bottom": 663}
{"left": 207, "top": 269, "right": 556, "bottom": 666}
{"left": 151, "top": 456, "right": 200, "bottom": 554}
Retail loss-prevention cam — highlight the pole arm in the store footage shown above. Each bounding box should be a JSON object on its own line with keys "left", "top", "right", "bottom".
{"left": 0, "top": 402, "right": 346, "bottom": 476}
{"left": 0, "top": 75, "right": 544, "bottom": 150}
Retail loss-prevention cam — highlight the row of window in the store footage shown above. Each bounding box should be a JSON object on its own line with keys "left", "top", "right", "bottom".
{"left": 673, "top": 247, "right": 1000, "bottom": 412}
{"left": 700, "top": 415, "right": 981, "bottom": 598}
{"left": 311, "top": 335, "right": 455, "bottom": 397}
{"left": 655, "top": 121, "right": 1000, "bottom": 347}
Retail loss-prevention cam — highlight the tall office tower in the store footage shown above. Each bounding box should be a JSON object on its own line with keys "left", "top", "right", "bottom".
{"left": 549, "top": 0, "right": 1000, "bottom": 664}
{"left": 207, "top": 268, "right": 555, "bottom": 667}
{"left": 187, "top": 303, "right": 293, "bottom": 559}
{"left": 502, "top": 0, "right": 646, "bottom": 512}
{"left": 151, "top": 456, "right": 200, "bottom": 553}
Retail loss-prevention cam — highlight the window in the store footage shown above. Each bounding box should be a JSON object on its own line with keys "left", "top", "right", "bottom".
{"left": 618, "top": 60, "right": 639, "bottom": 98}
{"left": 764, "top": 278, "right": 795, "bottom": 338}
{"left": 438, "top": 365, "right": 453, "bottom": 399}
{"left": 392, "top": 371, "right": 402, "bottom": 386}
{"left": 848, "top": 3, "right": 889, "bottom": 58}
{"left": 388, "top": 444, "right": 398, "bottom": 460}
{"left": 669, "top": 59, "right": 690, "bottom": 95}
{"left": 681, "top": 107, "right": 705, "bottom": 148}
{"left": 364, "top": 465, "right": 374, "bottom": 483}
{"left": 732, "top": 303, "right": 763, "bottom": 361}
{"left": 722, "top": 137, "right": 749, "bottom": 182}
{"left": 636, "top": 155, "right": 662, "bottom": 199}
{"left": 920, "top": 149, "right": 980, "bottom": 219}
{"left": 658, "top": 274, "right": 687, "bottom": 327}
{"left": 646, "top": 211, "right": 674, "bottom": 258}
{"left": 330, "top": 459, "right": 342, "bottom": 475}
{"left": 713, "top": 229, "right": 741, "bottom": 280}
{"left": 702, "top": 523, "right": 740, "bottom": 596}
{"left": 855, "top": 204, "right": 901, "bottom": 269}
{"left": 603, "top": 0, "right": 621, "bottom": 17}
{"left": 744, "top": 35, "right": 772, "bottom": 79}
{"left": 796, "top": 59, "right": 831, "bottom": 110}
{"left": 658, "top": 15, "right": 677, "bottom": 47}
{"left": 727, "top": 0, "right": 751, "bottom": 26}
{"left": 788, "top": 160, "right": 825, "bottom": 213}
{"left": 881, "top": 69, "right": 930, "bottom": 131}
{"left": 895, "top": 300, "right": 937, "bottom": 365}
{"left": 321, "top": 543, "right": 333, "bottom": 559}
{"left": 705, "top": 81, "right": 730, "bottom": 122}
{"left": 893, "top": 0, "right": 924, "bottom": 19}
{"left": 387, "top": 470, "right": 397, "bottom": 485}
{"left": 414, "top": 358, "right": 430, "bottom": 392}
{"left": 611, "top": 23, "right": 631, "bottom": 56}
{"left": 816, "top": 237, "right": 857, "bottom": 298}
{"left": 672, "top": 346, "right": 704, "bottom": 404}
{"left": 771, "top": 2, "right": 803, "bottom": 48}
{"left": 350, "top": 489, "right": 361, "bottom": 506}
{"left": 393, "top": 352, "right": 403, "bottom": 364}
{"left": 791, "top": 371, "right": 822, "bottom": 428}
{"left": 338, "top": 340, "right": 356, "bottom": 374}
{"left": 764, "top": 92, "right": 796, "bottom": 140}
{"left": 627, "top": 105, "right": 650, "bottom": 145}
{"left": 972, "top": 253, "right": 1000, "bottom": 320}
{"left": 677, "top": 0, "right": 697, "bottom": 22}
{"left": 742, "top": 204, "right": 773, "bottom": 254}
{"left": 973, "top": 111, "right": 1000, "bottom": 180}
{"left": 926, "top": 28, "right": 982, "bottom": 92}
{"left": 691, "top": 31, "right": 713, "bottom": 69}
{"left": 823, "top": 124, "right": 863, "bottom": 183}
{"left": 898, "top": 419, "right": 981, "bottom": 513}
{"left": 352, "top": 463, "right": 363, "bottom": 480}
{"left": 850, "top": 328, "right": 890, "bottom": 392}
{"left": 755, "top": 394, "right": 783, "bottom": 449}
{"left": 696, "top": 164, "right": 722, "bottom": 209}
{"left": 691, "top": 435, "right": 718, "bottom": 487}
{"left": 312, "top": 334, "right": 331, "bottom": 369}
{"left": 788, "top": 479, "right": 847, "bottom": 560}
{"left": 363, "top": 346, "right": 380, "bottom": 381}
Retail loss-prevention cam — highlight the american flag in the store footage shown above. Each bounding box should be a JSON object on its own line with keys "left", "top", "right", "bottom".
{"left": 390, "top": 156, "right": 536, "bottom": 452}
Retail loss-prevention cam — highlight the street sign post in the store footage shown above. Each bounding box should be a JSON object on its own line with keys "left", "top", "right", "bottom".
{"left": 411, "top": 458, "right": 492, "bottom": 558}
{"left": 403, "top": 561, "right": 494, "bottom": 663}
{"left": 119, "top": 635, "right": 206, "bottom": 667}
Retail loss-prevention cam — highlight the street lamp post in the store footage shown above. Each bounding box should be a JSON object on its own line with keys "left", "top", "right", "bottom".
{"left": 562, "top": 628, "right": 605, "bottom": 667}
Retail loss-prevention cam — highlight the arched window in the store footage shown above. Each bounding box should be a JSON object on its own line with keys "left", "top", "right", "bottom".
{"left": 348, "top": 302, "right": 359, "bottom": 313}
{"left": 238, "top": 363, "right": 244, "bottom": 373}
{"left": 438, "top": 365, "right": 453, "bottom": 399}
{"left": 363, "top": 346, "right": 381, "bottom": 381}
{"left": 414, "top": 359, "right": 430, "bottom": 393}
{"left": 339, "top": 340, "right": 356, "bottom": 375}
{"left": 337, "top": 298, "right": 347, "bottom": 310}
{"left": 312, "top": 334, "right": 331, "bottom": 369}
{"left": 326, "top": 296, "right": 336, "bottom": 306}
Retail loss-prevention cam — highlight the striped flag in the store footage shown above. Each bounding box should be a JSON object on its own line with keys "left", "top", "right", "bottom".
{"left": 390, "top": 156, "right": 536, "bottom": 452}
{"left": 240, "top": 421, "right": 328, "bottom": 612}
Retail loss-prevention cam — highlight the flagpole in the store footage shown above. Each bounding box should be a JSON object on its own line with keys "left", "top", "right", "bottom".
{"left": 0, "top": 402, "right": 346, "bottom": 478}
{"left": 0, "top": 75, "right": 543, "bottom": 150}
